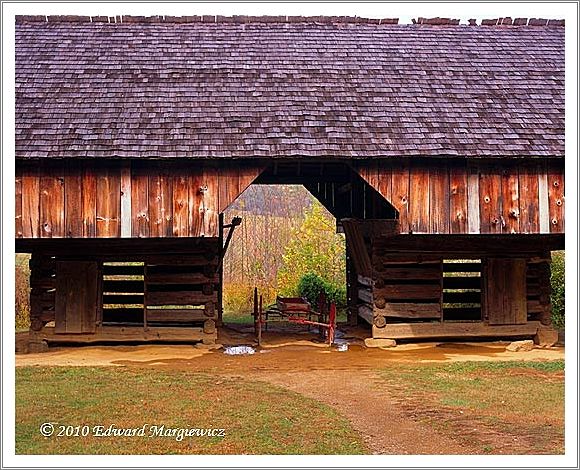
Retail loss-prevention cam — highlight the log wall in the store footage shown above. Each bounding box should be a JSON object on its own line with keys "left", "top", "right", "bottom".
{"left": 356, "top": 158, "right": 564, "bottom": 234}
{"left": 368, "top": 251, "right": 552, "bottom": 339}
{"left": 28, "top": 239, "right": 220, "bottom": 344}
{"left": 16, "top": 161, "right": 263, "bottom": 239}
{"left": 526, "top": 254, "right": 553, "bottom": 326}
{"left": 341, "top": 220, "right": 560, "bottom": 340}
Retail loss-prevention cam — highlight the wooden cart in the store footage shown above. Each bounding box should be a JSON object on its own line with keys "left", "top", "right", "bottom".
{"left": 253, "top": 290, "right": 336, "bottom": 345}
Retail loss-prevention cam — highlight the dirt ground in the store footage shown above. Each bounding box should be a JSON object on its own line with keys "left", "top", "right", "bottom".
{"left": 15, "top": 325, "right": 565, "bottom": 455}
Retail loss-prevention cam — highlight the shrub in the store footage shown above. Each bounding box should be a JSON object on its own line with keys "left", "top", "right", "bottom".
{"left": 297, "top": 273, "right": 327, "bottom": 307}
{"left": 550, "top": 251, "right": 565, "bottom": 329}
{"left": 298, "top": 272, "right": 347, "bottom": 311}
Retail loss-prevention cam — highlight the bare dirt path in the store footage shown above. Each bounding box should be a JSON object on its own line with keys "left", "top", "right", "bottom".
{"left": 253, "top": 368, "right": 475, "bottom": 454}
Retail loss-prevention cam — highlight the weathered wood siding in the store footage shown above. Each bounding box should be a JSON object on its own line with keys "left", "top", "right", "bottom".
{"left": 16, "top": 161, "right": 263, "bottom": 239}
{"left": 356, "top": 159, "right": 564, "bottom": 234}
{"left": 483, "top": 258, "right": 527, "bottom": 325}
{"left": 28, "top": 239, "right": 220, "bottom": 345}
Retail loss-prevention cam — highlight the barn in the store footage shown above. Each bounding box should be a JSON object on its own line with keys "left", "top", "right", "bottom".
{"left": 15, "top": 15, "right": 564, "bottom": 350}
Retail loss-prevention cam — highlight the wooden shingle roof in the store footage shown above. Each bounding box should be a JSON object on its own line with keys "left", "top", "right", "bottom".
{"left": 15, "top": 15, "right": 564, "bottom": 159}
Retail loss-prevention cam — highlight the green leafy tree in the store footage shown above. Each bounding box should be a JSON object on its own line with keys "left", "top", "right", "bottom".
{"left": 277, "top": 202, "right": 346, "bottom": 296}
{"left": 551, "top": 251, "right": 565, "bottom": 329}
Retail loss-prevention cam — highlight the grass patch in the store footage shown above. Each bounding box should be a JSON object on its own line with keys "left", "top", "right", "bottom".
{"left": 16, "top": 367, "right": 365, "bottom": 455}
{"left": 222, "top": 312, "right": 255, "bottom": 324}
{"left": 15, "top": 254, "right": 31, "bottom": 330}
{"left": 379, "top": 361, "right": 564, "bottom": 454}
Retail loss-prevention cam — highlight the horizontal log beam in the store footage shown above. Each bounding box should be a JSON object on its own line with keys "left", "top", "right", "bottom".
{"left": 103, "top": 280, "right": 144, "bottom": 293}
{"left": 358, "top": 304, "right": 374, "bottom": 325}
{"left": 372, "top": 321, "right": 541, "bottom": 340}
{"left": 527, "top": 299, "right": 549, "bottom": 314}
{"left": 146, "top": 291, "right": 216, "bottom": 306}
{"left": 30, "top": 278, "right": 56, "bottom": 289}
{"left": 442, "top": 277, "right": 481, "bottom": 289}
{"left": 374, "top": 256, "right": 441, "bottom": 264}
{"left": 357, "top": 275, "right": 373, "bottom": 287}
{"left": 102, "top": 308, "right": 144, "bottom": 322}
{"left": 103, "top": 265, "right": 144, "bottom": 276}
{"left": 146, "top": 272, "right": 214, "bottom": 284}
{"left": 146, "top": 309, "right": 212, "bottom": 322}
{"left": 103, "top": 294, "right": 144, "bottom": 305}
{"left": 375, "top": 267, "right": 441, "bottom": 281}
{"left": 32, "top": 326, "right": 215, "bottom": 343}
{"left": 372, "top": 234, "right": 564, "bottom": 254}
{"left": 16, "top": 237, "right": 220, "bottom": 256}
{"left": 375, "top": 284, "right": 441, "bottom": 301}
{"left": 443, "top": 291, "right": 482, "bottom": 304}
{"left": 443, "top": 307, "right": 482, "bottom": 321}
{"left": 358, "top": 288, "right": 373, "bottom": 304}
{"left": 376, "top": 303, "right": 441, "bottom": 319}
{"left": 442, "top": 262, "right": 482, "bottom": 273}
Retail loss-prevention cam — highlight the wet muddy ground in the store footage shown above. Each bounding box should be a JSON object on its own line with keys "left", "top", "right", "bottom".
{"left": 16, "top": 324, "right": 564, "bottom": 369}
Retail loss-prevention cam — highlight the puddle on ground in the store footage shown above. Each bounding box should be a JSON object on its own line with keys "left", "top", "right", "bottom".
{"left": 223, "top": 346, "right": 255, "bottom": 356}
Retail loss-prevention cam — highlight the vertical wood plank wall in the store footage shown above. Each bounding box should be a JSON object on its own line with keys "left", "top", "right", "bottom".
{"left": 16, "top": 158, "right": 564, "bottom": 238}
{"left": 356, "top": 158, "right": 564, "bottom": 235}
{"left": 16, "top": 161, "right": 264, "bottom": 239}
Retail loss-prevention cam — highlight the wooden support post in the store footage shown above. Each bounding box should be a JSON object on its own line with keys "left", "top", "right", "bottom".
{"left": 346, "top": 247, "right": 358, "bottom": 326}
{"left": 253, "top": 287, "right": 259, "bottom": 336}
{"left": 96, "top": 261, "right": 103, "bottom": 328}
{"left": 143, "top": 263, "right": 148, "bottom": 330}
{"left": 467, "top": 163, "right": 480, "bottom": 234}
{"left": 258, "top": 294, "right": 263, "bottom": 347}
{"left": 120, "top": 162, "right": 132, "bottom": 238}
{"left": 538, "top": 171, "right": 550, "bottom": 233}
{"left": 328, "top": 302, "right": 336, "bottom": 345}
{"left": 29, "top": 287, "right": 44, "bottom": 332}
{"left": 537, "top": 254, "right": 553, "bottom": 326}
{"left": 217, "top": 213, "right": 224, "bottom": 326}
{"left": 29, "top": 253, "right": 57, "bottom": 334}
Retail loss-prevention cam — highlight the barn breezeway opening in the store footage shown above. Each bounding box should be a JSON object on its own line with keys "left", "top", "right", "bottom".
{"left": 219, "top": 161, "right": 398, "bottom": 344}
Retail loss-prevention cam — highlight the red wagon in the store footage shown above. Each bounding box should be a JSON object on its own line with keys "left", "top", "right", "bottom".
{"left": 253, "top": 290, "right": 336, "bottom": 346}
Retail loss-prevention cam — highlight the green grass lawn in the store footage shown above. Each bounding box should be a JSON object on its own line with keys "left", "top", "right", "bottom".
{"left": 379, "top": 361, "right": 565, "bottom": 454}
{"left": 16, "top": 367, "right": 365, "bottom": 455}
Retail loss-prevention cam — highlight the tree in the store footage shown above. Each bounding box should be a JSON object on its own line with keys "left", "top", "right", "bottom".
{"left": 277, "top": 202, "right": 346, "bottom": 295}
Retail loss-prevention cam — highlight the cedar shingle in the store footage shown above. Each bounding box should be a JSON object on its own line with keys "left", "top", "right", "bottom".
{"left": 15, "top": 20, "right": 564, "bottom": 158}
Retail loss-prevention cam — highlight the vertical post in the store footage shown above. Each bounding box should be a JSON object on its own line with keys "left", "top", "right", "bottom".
{"left": 143, "top": 262, "right": 148, "bottom": 330}
{"left": 96, "top": 260, "right": 103, "bottom": 330}
{"left": 538, "top": 252, "right": 553, "bottom": 326}
{"left": 258, "top": 294, "right": 263, "bottom": 347}
{"left": 317, "top": 292, "right": 326, "bottom": 336}
{"left": 328, "top": 302, "right": 336, "bottom": 346}
{"left": 346, "top": 247, "right": 358, "bottom": 326}
{"left": 28, "top": 254, "right": 45, "bottom": 333}
{"left": 217, "top": 213, "right": 224, "bottom": 326}
{"left": 253, "top": 287, "right": 258, "bottom": 336}
{"left": 439, "top": 259, "right": 444, "bottom": 322}
{"left": 120, "top": 162, "right": 132, "bottom": 238}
